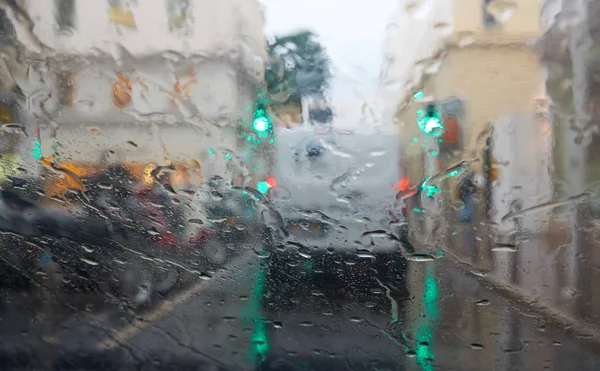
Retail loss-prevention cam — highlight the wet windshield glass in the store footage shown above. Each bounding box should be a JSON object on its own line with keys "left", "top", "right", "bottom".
{"left": 1, "top": 0, "right": 599, "bottom": 370}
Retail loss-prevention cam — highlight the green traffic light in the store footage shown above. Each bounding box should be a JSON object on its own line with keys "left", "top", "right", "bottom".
{"left": 418, "top": 104, "right": 445, "bottom": 137}
{"left": 252, "top": 117, "right": 270, "bottom": 133}
{"left": 256, "top": 181, "right": 270, "bottom": 194}
{"left": 252, "top": 99, "right": 272, "bottom": 135}
{"left": 424, "top": 117, "right": 444, "bottom": 136}
{"left": 30, "top": 141, "right": 42, "bottom": 160}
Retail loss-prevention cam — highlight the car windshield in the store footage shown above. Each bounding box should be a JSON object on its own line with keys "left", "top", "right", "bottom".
{"left": 1, "top": 1, "right": 600, "bottom": 370}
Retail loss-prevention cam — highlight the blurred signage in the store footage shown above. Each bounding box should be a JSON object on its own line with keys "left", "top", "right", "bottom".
{"left": 112, "top": 73, "right": 133, "bottom": 109}
{"left": 442, "top": 115, "right": 460, "bottom": 144}
{"left": 439, "top": 97, "right": 464, "bottom": 148}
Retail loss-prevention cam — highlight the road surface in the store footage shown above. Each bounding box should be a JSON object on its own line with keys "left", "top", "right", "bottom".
{"left": 1, "top": 237, "right": 600, "bottom": 370}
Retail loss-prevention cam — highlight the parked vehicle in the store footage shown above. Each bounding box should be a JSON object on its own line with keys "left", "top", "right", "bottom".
{"left": 0, "top": 178, "right": 113, "bottom": 292}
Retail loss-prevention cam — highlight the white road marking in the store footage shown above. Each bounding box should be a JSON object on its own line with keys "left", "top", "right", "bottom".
{"left": 96, "top": 250, "right": 254, "bottom": 350}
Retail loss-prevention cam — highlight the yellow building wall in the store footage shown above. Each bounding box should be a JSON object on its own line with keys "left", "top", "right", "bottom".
{"left": 432, "top": 45, "right": 545, "bottom": 151}
{"left": 398, "top": 44, "right": 544, "bottom": 187}
{"left": 451, "top": 0, "right": 542, "bottom": 37}
{"left": 394, "top": 0, "right": 546, "bottom": 195}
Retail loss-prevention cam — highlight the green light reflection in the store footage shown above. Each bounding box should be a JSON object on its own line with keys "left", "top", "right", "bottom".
{"left": 414, "top": 264, "right": 439, "bottom": 371}
{"left": 447, "top": 170, "right": 460, "bottom": 178}
{"left": 30, "top": 141, "right": 42, "bottom": 160}
{"left": 242, "top": 262, "right": 270, "bottom": 363}
{"left": 303, "top": 259, "right": 315, "bottom": 276}
{"left": 420, "top": 177, "right": 441, "bottom": 197}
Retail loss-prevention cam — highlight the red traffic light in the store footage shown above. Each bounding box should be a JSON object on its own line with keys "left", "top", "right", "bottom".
{"left": 265, "top": 176, "right": 277, "bottom": 187}
{"left": 393, "top": 177, "right": 410, "bottom": 192}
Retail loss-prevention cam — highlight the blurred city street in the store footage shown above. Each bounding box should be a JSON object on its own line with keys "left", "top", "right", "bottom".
{"left": 1, "top": 0, "right": 600, "bottom": 370}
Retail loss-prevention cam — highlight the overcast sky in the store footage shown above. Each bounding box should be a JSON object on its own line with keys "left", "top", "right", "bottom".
{"left": 260, "top": 0, "right": 399, "bottom": 101}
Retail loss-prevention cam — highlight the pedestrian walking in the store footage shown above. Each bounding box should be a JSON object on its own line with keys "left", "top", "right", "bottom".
{"left": 458, "top": 173, "right": 477, "bottom": 262}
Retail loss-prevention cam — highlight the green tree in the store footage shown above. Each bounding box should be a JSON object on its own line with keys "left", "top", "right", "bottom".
{"left": 265, "top": 30, "right": 331, "bottom": 106}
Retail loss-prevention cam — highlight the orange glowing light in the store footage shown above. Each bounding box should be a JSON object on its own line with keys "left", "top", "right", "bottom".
{"left": 265, "top": 176, "right": 277, "bottom": 188}
{"left": 393, "top": 177, "right": 410, "bottom": 192}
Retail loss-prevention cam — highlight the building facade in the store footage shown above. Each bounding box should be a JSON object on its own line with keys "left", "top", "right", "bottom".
{"left": 0, "top": 0, "right": 268, "bottom": 189}
{"left": 541, "top": 0, "right": 600, "bottom": 327}
{"left": 383, "top": 0, "right": 560, "bottom": 335}
{"left": 383, "top": 0, "right": 550, "bottom": 249}
{"left": 385, "top": 0, "right": 600, "bottom": 330}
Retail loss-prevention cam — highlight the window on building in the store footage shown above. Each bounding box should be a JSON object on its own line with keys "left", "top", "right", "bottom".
{"left": 54, "top": 0, "right": 76, "bottom": 31}
{"left": 483, "top": 0, "right": 498, "bottom": 28}
{"left": 166, "top": 0, "right": 191, "bottom": 31}
{"left": 58, "top": 72, "right": 75, "bottom": 107}
{"left": 0, "top": 8, "right": 16, "bottom": 43}
{"left": 108, "top": 0, "right": 136, "bottom": 28}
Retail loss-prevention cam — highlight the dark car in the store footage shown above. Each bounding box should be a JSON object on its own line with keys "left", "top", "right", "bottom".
{"left": 82, "top": 169, "right": 190, "bottom": 305}
{"left": 0, "top": 178, "right": 113, "bottom": 291}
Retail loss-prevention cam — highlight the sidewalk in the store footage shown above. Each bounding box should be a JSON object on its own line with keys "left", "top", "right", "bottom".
{"left": 404, "top": 185, "right": 600, "bottom": 345}
{"left": 472, "top": 268, "right": 600, "bottom": 343}
{"left": 425, "top": 188, "right": 600, "bottom": 345}
{"left": 444, "top": 229, "right": 600, "bottom": 349}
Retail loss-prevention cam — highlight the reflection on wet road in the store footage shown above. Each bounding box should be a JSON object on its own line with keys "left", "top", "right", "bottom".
{"left": 2, "top": 237, "right": 600, "bottom": 370}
